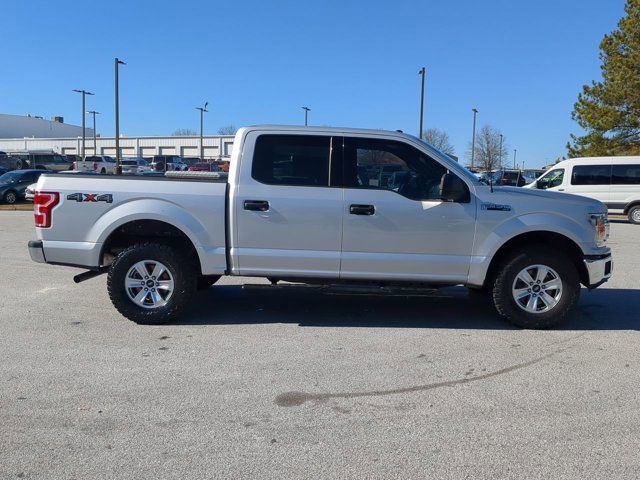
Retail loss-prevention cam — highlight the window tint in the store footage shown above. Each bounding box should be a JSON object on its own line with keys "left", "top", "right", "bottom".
{"left": 344, "top": 137, "right": 447, "bottom": 201}
{"left": 571, "top": 164, "right": 611, "bottom": 185}
{"left": 612, "top": 164, "right": 640, "bottom": 185}
{"left": 252, "top": 135, "right": 331, "bottom": 186}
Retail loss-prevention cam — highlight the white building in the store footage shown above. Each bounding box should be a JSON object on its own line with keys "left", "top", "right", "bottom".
{"left": 0, "top": 113, "right": 94, "bottom": 139}
{"left": 0, "top": 134, "right": 234, "bottom": 159}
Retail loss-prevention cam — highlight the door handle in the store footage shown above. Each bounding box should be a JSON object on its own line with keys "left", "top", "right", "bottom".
{"left": 558, "top": 188, "right": 565, "bottom": 191}
{"left": 244, "top": 200, "right": 270, "bottom": 212}
{"left": 350, "top": 204, "right": 375, "bottom": 215}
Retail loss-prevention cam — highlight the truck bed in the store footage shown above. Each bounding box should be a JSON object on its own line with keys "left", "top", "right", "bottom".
{"left": 35, "top": 172, "right": 229, "bottom": 274}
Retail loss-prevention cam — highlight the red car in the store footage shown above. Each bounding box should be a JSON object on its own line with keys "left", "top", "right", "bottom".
{"left": 188, "top": 163, "right": 217, "bottom": 172}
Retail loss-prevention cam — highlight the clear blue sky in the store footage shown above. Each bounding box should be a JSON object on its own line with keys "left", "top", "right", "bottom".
{"left": 1, "top": 0, "right": 625, "bottom": 167}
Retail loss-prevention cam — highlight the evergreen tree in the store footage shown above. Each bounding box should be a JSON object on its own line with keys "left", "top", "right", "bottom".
{"left": 568, "top": 0, "right": 640, "bottom": 156}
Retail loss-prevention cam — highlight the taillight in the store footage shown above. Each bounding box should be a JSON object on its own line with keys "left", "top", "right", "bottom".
{"left": 93, "top": 162, "right": 98, "bottom": 170}
{"left": 34, "top": 192, "right": 59, "bottom": 228}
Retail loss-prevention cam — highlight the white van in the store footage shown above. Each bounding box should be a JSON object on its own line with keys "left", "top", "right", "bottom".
{"left": 527, "top": 157, "right": 640, "bottom": 224}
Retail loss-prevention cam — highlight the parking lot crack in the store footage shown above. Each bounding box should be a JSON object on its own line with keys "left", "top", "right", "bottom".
{"left": 274, "top": 334, "right": 585, "bottom": 408}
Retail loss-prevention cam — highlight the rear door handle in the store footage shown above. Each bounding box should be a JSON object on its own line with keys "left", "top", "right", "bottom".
{"left": 244, "top": 200, "right": 270, "bottom": 212}
{"left": 349, "top": 204, "right": 375, "bottom": 215}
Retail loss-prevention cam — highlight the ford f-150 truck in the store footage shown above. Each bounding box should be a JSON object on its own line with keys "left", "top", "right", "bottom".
{"left": 28, "top": 126, "right": 613, "bottom": 328}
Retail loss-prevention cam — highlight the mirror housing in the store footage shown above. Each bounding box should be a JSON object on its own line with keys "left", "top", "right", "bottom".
{"left": 440, "top": 172, "right": 470, "bottom": 203}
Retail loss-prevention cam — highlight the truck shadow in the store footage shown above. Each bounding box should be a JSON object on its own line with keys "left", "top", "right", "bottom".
{"left": 177, "top": 285, "right": 640, "bottom": 330}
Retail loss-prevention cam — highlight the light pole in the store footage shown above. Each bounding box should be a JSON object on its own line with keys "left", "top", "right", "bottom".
{"left": 302, "top": 106, "right": 310, "bottom": 126}
{"left": 513, "top": 149, "right": 517, "bottom": 169}
{"left": 418, "top": 67, "right": 426, "bottom": 139}
{"left": 196, "top": 102, "right": 209, "bottom": 160}
{"left": 499, "top": 133, "right": 504, "bottom": 168}
{"left": 470, "top": 108, "right": 478, "bottom": 168}
{"left": 114, "top": 58, "right": 126, "bottom": 174}
{"left": 72, "top": 89, "right": 94, "bottom": 161}
{"left": 87, "top": 110, "right": 100, "bottom": 155}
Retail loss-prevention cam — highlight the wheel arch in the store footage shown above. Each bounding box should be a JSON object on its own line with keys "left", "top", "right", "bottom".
{"left": 100, "top": 219, "right": 202, "bottom": 275}
{"left": 623, "top": 200, "right": 640, "bottom": 214}
{"left": 483, "top": 231, "right": 589, "bottom": 288}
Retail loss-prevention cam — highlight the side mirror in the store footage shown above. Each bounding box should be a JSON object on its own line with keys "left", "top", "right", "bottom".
{"left": 440, "top": 172, "right": 470, "bottom": 203}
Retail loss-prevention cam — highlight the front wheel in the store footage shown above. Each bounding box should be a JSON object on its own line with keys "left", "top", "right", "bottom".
{"left": 4, "top": 190, "right": 17, "bottom": 204}
{"left": 492, "top": 247, "right": 580, "bottom": 329}
{"left": 628, "top": 205, "right": 640, "bottom": 225}
{"left": 107, "top": 243, "right": 197, "bottom": 324}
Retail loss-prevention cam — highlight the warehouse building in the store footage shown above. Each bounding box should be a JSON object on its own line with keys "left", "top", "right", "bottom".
{"left": 0, "top": 113, "right": 94, "bottom": 139}
{"left": 0, "top": 134, "right": 234, "bottom": 159}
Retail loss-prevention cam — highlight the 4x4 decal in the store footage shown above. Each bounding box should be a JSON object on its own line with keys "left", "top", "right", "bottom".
{"left": 67, "top": 193, "right": 113, "bottom": 203}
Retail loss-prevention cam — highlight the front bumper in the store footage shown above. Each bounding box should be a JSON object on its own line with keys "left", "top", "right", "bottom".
{"left": 584, "top": 253, "right": 613, "bottom": 289}
{"left": 28, "top": 240, "right": 46, "bottom": 263}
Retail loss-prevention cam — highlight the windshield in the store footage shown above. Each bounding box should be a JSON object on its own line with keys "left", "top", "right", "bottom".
{"left": 0, "top": 171, "right": 22, "bottom": 184}
{"left": 417, "top": 139, "right": 482, "bottom": 183}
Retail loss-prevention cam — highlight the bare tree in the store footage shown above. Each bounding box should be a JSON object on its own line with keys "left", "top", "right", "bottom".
{"left": 173, "top": 128, "right": 197, "bottom": 136}
{"left": 468, "top": 125, "right": 508, "bottom": 172}
{"left": 422, "top": 128, "right": 455, "bottom": 156}
{"left": 217, "top": 125, "right": 238, "bottom": 135}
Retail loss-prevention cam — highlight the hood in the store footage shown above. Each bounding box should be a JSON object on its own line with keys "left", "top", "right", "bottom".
{"left": 476, "top": 185, "right": 607, "bottom": 214}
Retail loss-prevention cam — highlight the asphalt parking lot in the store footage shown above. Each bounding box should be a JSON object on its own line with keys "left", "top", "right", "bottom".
{"left": 1, "top": 211, "right": 639, "bottom": 479}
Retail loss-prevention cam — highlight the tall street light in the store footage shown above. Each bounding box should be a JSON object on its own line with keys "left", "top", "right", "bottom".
{"left": 418, "top": 67, "right": 426, "bottom": 139}
{"left": 513, "top": 149, "right": 518, "bottom": 169}
{"left": 87, "top": 110, "right": 100, "bottom": 155}
{"left": 499, "top": 133, "right": 504, "bottom": 168}
{"left": 196, "top": 102, "right": 209, "bottom": 160}
{"left": 114, "top": 58, "right": 126, "bottom": 174}
{"left": 302, "top": 106, "right": 310, "bottom": 126}
{"left": 72, "top": 89, "right": 94, "bottom": 161}
{"left": 470, "top": 108, "right": 478, "bottom": 168}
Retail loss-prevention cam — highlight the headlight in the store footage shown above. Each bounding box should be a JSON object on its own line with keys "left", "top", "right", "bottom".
{"left": 589, "top": 213, "right": 609, "bottom": 246}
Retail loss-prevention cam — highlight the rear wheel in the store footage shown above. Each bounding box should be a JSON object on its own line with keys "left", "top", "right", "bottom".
{"left": 492, "top": 247, "right": 580, "bottom": 329}
{"left": 107, "top": 243, "right": 197, "bottom": 324}
{"left": 100, "top": 168, "right": 106, "bottom": 174}
{"left": 4, "top": 190, "right": 17, "bottom": 204}
{"left": 628, "top": 205, "right": 640, "bottom": 225}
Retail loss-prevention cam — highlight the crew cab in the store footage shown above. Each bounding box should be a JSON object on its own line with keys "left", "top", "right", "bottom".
{"left": 28, "top": 126, "right": 613, "bottom": 328}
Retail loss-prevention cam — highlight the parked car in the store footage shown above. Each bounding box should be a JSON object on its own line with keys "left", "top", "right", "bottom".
{"left": 188, "top": 163, "right": 219, "bottom": 172}
{"left": 491, "top": 169, "right": 527, "bottom": 187}
{"left": 0, "top": 151, "right": 71, "bottom": 171}
{"left": 526, "top": 156, "right": 640, "bottom": 224}
{"left": 0, "top": 170, "right": 44, "bottom": 204}
{"left": 121, "top": 158, "right": 154, "bottom": 175}
{"left": 151, "top": 155, "right": 188, "bottom": 172}
{"left": 29, "top": 125, "right": 612, "bottom": 329}
{"left": 74, "top": 155, "right": 117, "bottom": 174}
{"left": 25, "top": 182, "right": 37, "bottom": 201}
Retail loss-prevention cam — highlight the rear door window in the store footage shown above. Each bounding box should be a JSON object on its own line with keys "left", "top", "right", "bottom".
{"left": 571, "top": 164, "right": 612, "bottom": 185}
{"left": 252, "top": 135, "right": 332, "bottom": 187}
{"left": 611, "top": 164, "right": 640, "bottom": 185}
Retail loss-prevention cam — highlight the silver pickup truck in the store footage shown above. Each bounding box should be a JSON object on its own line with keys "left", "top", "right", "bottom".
{"left": 29, "top": 125, "right": 613, "bottom": 328}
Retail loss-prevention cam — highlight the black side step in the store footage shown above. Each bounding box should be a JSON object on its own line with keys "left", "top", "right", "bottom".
{"left": 73, "top": 267, "right": 108, "bottom": 284}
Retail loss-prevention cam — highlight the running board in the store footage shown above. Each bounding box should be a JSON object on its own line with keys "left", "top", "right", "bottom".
{"left": 242, "top": 283, "right": 440, "bottom": 297}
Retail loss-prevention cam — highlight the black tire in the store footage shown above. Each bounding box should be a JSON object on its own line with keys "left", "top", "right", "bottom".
{"left": 100, "top": 168, "right": 106, "bottom": 174}
{"left": 107, "top": 242, "right": 197, "bottom": 324}
{"left": 4, "top": 190, "right": 17, "bottom": 204}
{"left": 628, "top": 205, "right": 640, "bottom": 225}
{"left": 197, "top": 275, "right": 221, "bottom": 290}
{"left": 492, "top": 246, "right": 580, "bottom": 329}
{"left": 15, "top": 159, "right": 25, "bottom": 169}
